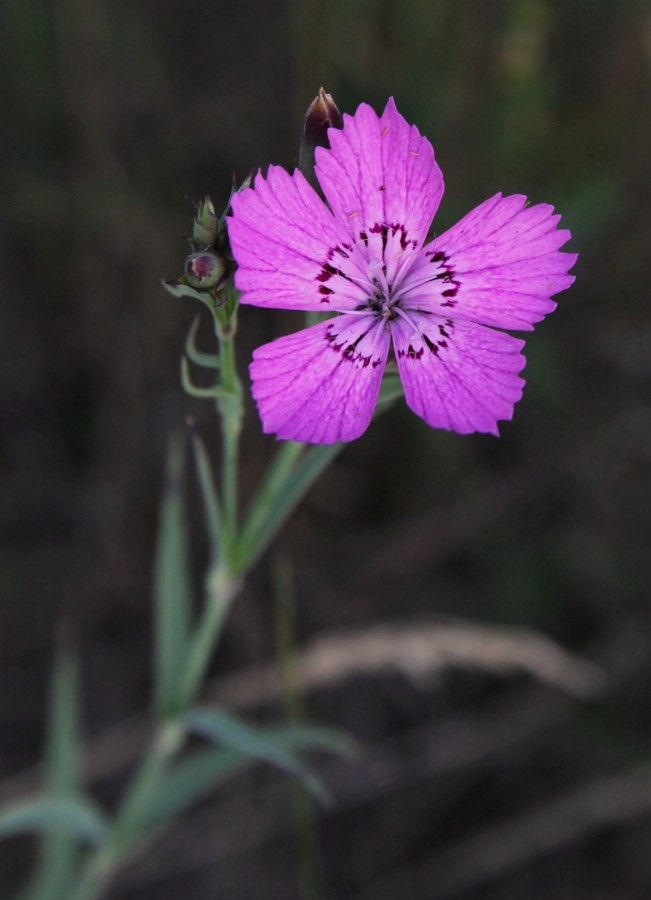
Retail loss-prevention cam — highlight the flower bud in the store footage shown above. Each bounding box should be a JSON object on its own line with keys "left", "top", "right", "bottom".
{"left": 192, "top": 195, "right": 218, "bottom": 248}
{"left": 184, "top": 251, "right": 226, "bottom": 289}
{"left": 303, "top": 88, "right": 342, "bottom": 150}
{"left": 299, "top": 88, "right": 342, "bottom": 188}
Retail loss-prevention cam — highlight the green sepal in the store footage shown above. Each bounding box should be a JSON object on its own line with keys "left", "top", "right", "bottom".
{"left": 191, "top": 195, "right": 219, "bottom": 248}
{"left": 161, "top": 278, "right": 224, "bottom": 316}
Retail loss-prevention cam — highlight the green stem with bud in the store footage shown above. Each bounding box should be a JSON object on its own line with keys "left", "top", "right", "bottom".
{"left": 49, "top": 137, "right": 400, "bottom": 896}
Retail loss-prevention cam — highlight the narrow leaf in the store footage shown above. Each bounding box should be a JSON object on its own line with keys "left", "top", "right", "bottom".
{"left": 181, "top": 357, "right": 227, "bottom": 399}
{"left": 23, "top": 641, "right": 83, "bottom": 899}
{"left": 184, "top": 707, "right": 331, "bottom": 804}
{"left": 237, "top": 441, "right": 303, "bottom": 565}
{"left": 46, "top": 644, "right": 81, "bottom": 792}
{"left": 264, "top": 724, "right": 358, "bottom": 759}
{"left": 236, "top": 371, "right": 404, "bottom": 572}
{"left": 153, "top": 436, "right": 193, "bottom": 716}
{"left": 185, "top": 315, "right": 220, "bottom": 368}
{"left": 161, "top": 279, "right": 215, "bottom": 309}
{"left": 142, "top": 747, "right": 247, "bottom": 831}
{"left": 236, "top": 442, "right": 341, "bottom": 572}
{"left": 0, "top": 796, "right": 107, "bottom": 846}
{"left": 189, "top": 428, "right": 223, "bottom": 561}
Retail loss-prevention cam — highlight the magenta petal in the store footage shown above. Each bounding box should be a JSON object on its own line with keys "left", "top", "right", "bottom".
{"left": 315, "top": 98, "right": 444, "bottom": 247}
{"left": 423, "top": 193, "right": 577, "bottom": 331}
{"left": 250, "top": 316, "right": 390, "bottom": 444}
{"left": 392, "top": 313, "right": 526, "bottom": 435}
{"left": 228, "top": 166, "right": 357, "bottom": 311}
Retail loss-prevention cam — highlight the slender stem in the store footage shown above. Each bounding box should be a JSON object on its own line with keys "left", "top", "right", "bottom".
{"left": 66, "top": 849, "right": 112, "bottom": 900}
{"left": 66, "top": 301, "right": 244, "bottom": 900}
{"left": 176, "top": 564, "right": 241, "bottom": 708}
{"left": 167, "top": 303, "right": 243, "bottom": 712}
{"left": 214, "top": 310, "right": 243, "bottom": 565}
{"left": 63, "top": 270, "right": 403, "bottom": 899}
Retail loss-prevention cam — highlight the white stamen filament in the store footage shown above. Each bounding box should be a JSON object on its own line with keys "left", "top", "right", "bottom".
{"left": 389, "top": 250, "right": 418, "bottom": 292}
{"left": 393, "top": 305, "right": 425, "bottom": 341}
{"left": 325, "top": 236, "right": 443, "bottom": 339}
{"left": 391, "top": 267, "right": 444, "bottom": 304}
{"left": 368, "top": 258, "right": 391, "bottom": 298}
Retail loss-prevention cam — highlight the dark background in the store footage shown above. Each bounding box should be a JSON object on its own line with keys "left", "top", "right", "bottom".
{"left": 2, "top": 0, "right": 651, "bottom": 897}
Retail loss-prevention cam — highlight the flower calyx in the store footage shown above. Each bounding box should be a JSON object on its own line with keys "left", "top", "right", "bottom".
{"left": 163, "top": 184, "right": 250, "bottom": 313}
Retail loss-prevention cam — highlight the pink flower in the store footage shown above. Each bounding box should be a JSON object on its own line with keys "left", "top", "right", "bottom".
{"left": 228, "top": 99, "right": 577, "bottom": 444}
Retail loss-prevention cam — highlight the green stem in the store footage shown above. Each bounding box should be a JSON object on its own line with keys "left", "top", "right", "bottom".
{"left": 214, "top": 311, "right": 243, "bottom": 564}
{"left": 63, "top": 279, "right": 405, "bottom": 899}
{"left": 176, "top": 564, "right": 241, "bottom": 709}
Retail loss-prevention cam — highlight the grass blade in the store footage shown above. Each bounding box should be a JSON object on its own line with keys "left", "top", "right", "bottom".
{"left": 20, "top": 640, "right": 87, "bottom": 899}
{"left": 142, "top": 747, "right": 247, "bottom": 831}
{"left": 184, "top": 707, "right": 336, "bottom": 804}
{"left": 153, "top": 436, "right": 193, "bottom": 717}
{"left": 189, "top": 427, "right": 223, "bottom": 561}
{"left": 236, "top": 371, "right": 404, "bottom": 572}
{"left": 0, "top": 795, "right": 107, "bottom": 846}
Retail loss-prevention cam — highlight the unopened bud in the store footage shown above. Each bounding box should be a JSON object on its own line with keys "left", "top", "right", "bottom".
{"left": 192, "top": 195, "right": 218, "bottom": 248}
{"left": 299, "top": 88, "right": 342, "bottom": 188}
{"left": 184, "top": 251, "right": 226, "bottom": 289}
{"left": 303, "top": 88, "right": 342, "bottom": 151}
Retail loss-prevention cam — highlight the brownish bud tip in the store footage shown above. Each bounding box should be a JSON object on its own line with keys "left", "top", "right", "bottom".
{"left": 303, "top": 87, "right": 342, "bottom": 151}
{"left": 299, "top": 88, "right": 342, "bottom": 189}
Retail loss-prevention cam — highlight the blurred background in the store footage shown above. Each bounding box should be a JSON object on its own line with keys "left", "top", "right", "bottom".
{"left": 1, "top": 0, "right": 651, "bottom": 897}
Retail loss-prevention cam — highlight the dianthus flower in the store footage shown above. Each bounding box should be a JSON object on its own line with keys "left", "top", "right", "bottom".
{"left": 228, "top": 98, "right": 576, "bottom": 444}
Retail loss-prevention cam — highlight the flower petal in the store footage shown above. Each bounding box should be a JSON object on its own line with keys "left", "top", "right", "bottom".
{"left": 228, "top": 166, "right": 364, "bottom": 311}
{"left": 250, "top": 315, "right": 390, "bottom": 444}
{"left": 420, "top": 193, "right": 577, "bottom": 331}
{"left": 315, "top": 98, "right": 444, "bottom": 247}
{"left": 392, "top": 312, "right": 526, "bottom": 435}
